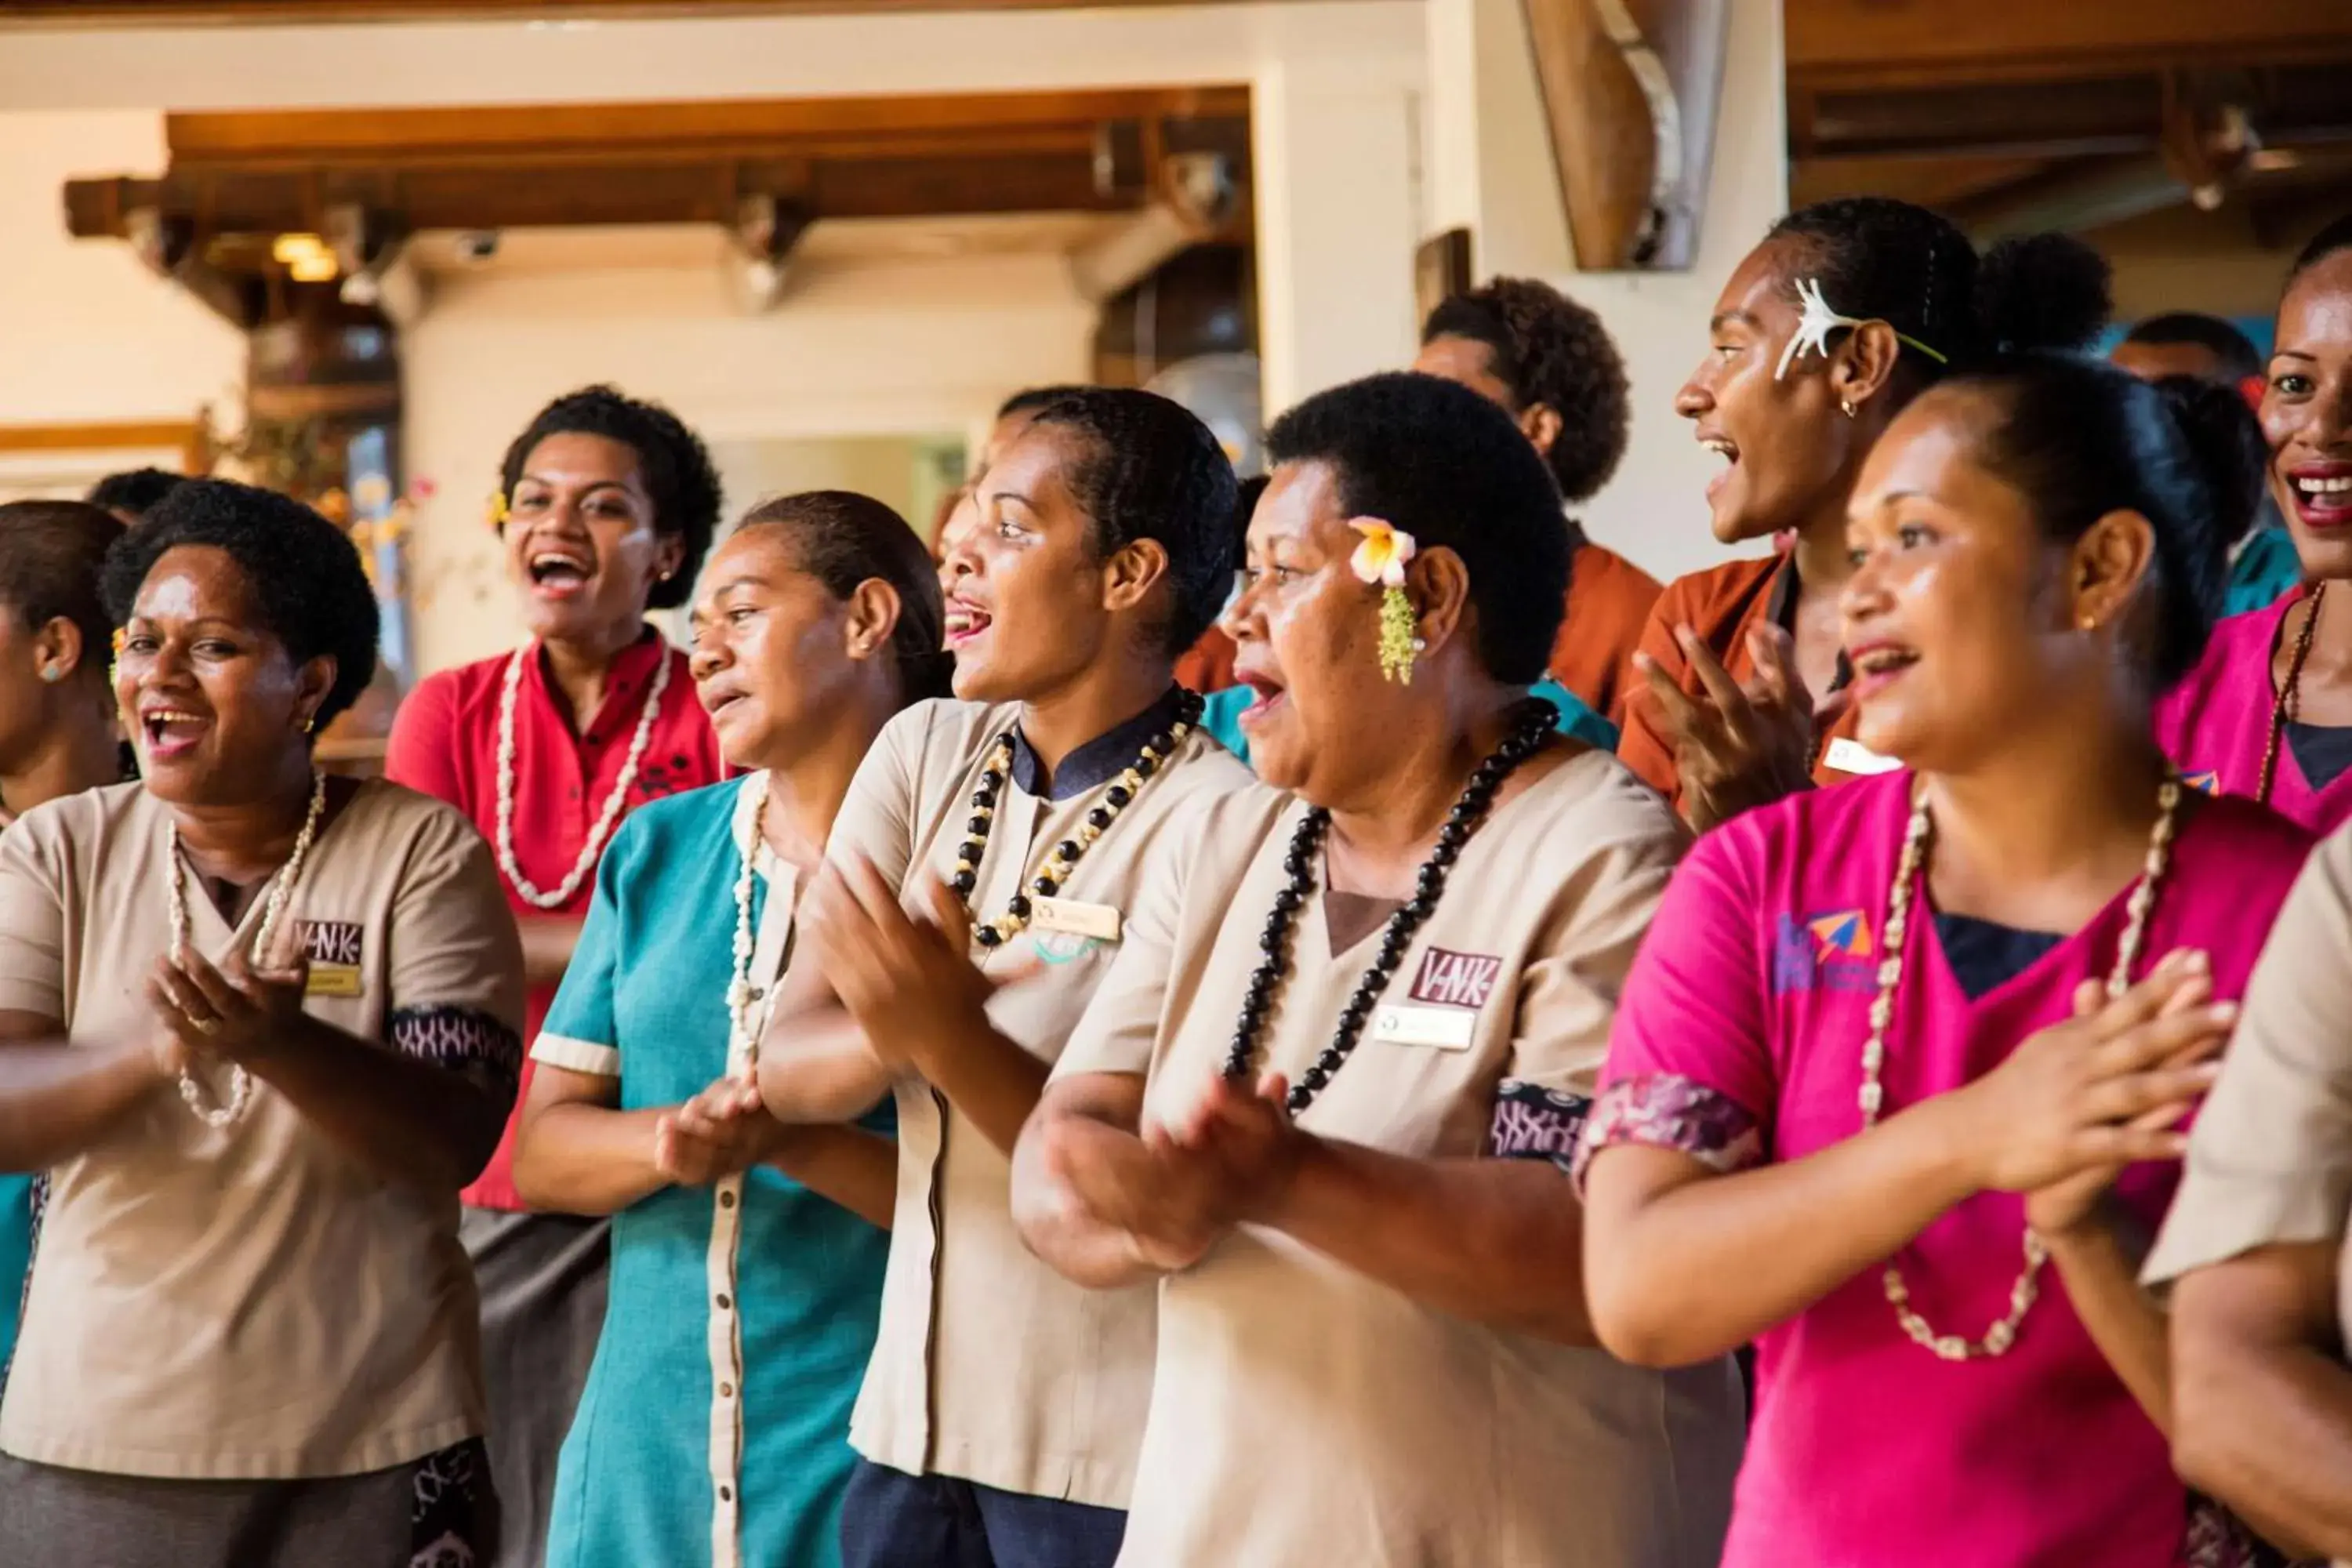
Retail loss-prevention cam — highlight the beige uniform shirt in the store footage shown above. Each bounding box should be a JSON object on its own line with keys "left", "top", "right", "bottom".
{"left": 826, "top": 695, "right": 1254, "bottom": 1507}
{"left": 1056, "top": 750, "right": 1744, "bottom": 1566}
{"left": 0, "top": 779, "right": 524, "bottom": 1480}
{"left": 2146, "top": 822, "right": 2352, "bottom": 1566}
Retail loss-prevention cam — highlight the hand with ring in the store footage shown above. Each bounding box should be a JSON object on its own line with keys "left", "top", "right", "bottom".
{"left": 146, "top": 943, "right": 311, "bottom": 1071}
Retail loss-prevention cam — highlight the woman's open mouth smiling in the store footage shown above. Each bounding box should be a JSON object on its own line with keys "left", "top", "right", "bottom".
{"left": 140, "top": 706, "right": 209, "bottom": 760}
{"left": 944, "top": 598, "right": 993, "bottom": 648}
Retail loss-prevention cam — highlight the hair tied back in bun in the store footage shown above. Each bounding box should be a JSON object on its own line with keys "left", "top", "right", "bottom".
{"left": 1973, "top": 233, "right": 2114, "bottom": 358}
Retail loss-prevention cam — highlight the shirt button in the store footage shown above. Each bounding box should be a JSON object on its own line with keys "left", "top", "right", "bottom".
{"left": 718, "top": 1484, "right": 734, "bottom": 1503}
{"left": 716, "top": 1293, "right": 732, "bottom": 1311}
{"left": 718, "top": 1190, "right": 736, "bottom": 1209}
{"left": 720, "top": 1381, "right": 735, "bottom": 1398}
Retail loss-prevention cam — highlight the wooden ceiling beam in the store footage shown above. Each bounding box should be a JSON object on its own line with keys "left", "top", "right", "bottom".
{"left": 1787, "top": 0, "right": 2352, "bottom": 86}
{"left": 0, "top": 0, "right": 1309, "bottom": 20}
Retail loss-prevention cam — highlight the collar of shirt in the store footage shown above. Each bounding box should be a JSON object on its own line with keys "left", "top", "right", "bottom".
{"left": 527, "top": 624, "right": 671, "bottom": 743}
{"left": 1763, "top": 552, "right": 1855, "bottom": 695}
{"left": 1008, "top": 684, "right": 1189, "bottom": 800}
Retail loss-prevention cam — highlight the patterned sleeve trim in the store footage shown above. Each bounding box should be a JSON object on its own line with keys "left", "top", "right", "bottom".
{"left": 390, "top": 1005, "right": 524, "bottom": 1102}
{"left": 531, "top": 1033, "right": 622, "bottom": 1078}
{"left": 1570, "top": 1073, "right": 1766, "bottom": 1194}
{"left": 1488, "top": 1080, "right": 1592, "bottom": 1175}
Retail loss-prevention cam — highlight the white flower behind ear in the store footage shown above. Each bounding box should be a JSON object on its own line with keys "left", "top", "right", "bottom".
{"left": 1775, "top": 278, "right": 1851, "bottom": 381}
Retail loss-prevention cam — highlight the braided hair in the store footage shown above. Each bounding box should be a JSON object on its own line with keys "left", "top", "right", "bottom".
{"left": 1421, "top": 277, "right": 1631, "bottom": 504}
{"left": 1768, "top": 198, "right": 2111, "bottom": 389}
{"left": 1023, "top": 388, "right": 1239, "bottom": 655}
{"left": 499, "top": 385, "right": 724, "bottom": 612}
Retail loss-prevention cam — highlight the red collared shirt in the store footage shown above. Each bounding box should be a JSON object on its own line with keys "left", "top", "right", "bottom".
{"left": 385, "top": 627, "right": 724, "bottom": 1210}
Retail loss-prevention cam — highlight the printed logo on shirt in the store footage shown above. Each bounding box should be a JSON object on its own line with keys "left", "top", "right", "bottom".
{"left": 1408, "top": 948, "right": 1502, "bottom": 1011}
{"left": 1771, "top": 909, "right": 1876, "bottom": 995}
{"left": 1026, "top": 929, "right": 1109, "bottom": 966}
{"left": 2183, "top": 769, "right": 2220, "bottom": 796}
{"left": 299, "top": 920, "right": 364, "bottom": 967}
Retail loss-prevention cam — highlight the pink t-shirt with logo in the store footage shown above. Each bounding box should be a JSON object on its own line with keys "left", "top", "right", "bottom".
{"left": 1583, "top": 770, "right": 2314, "bottom": 1568}
{"left": 2157, "top": 590, "right": 2352, "bottom": 834}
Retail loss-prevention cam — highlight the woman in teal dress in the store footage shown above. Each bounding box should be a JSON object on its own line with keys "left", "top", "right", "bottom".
{"left": 513, "top": 490, "right": 951, "bottom": 1568}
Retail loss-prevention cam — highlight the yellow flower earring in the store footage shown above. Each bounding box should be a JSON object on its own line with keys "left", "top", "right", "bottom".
{"left": 1349, "top": 519, "right": 1421, "bottom": 684}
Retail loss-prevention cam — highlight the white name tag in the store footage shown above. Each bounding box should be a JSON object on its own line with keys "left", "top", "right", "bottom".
{"left": 1823, "top": 737, "right": 1901, "bottom": 776}
{"left": 1031, "top": 897, "right": 1122, "bottom": 942}
{"left": 1370, "top": 1003, "right": 1475, "bottom": 1051}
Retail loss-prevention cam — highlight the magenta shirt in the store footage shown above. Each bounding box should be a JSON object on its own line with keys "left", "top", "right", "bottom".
{"left": 2157, "top": 590, "right": 2352, "bottom": 834}
{"left": 1586, "top": 771, "right": 2314, "bottom": 1568}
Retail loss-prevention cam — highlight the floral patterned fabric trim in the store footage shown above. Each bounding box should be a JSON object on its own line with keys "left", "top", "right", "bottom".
{"left": 1488, "top": 1081, "right": 1592, "bottom": 1174}
{"left": 1570, "top": 1073, "right": 1766, "bottom": 1193}
{"left": 389, "top": 1006, "right": 524, "bottom": 1109}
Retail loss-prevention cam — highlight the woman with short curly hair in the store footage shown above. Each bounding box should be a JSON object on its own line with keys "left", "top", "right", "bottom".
{"left": 384, "top": 384, "right": 731, "bottom": 1568}
{"left": 1416, "top": 276, "right": 1657, "bottom": 728}
{"left": 0, "top": 479, "right": 523, "bottom": 1566}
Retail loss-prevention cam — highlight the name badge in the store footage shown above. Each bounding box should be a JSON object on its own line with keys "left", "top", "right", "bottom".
{"left": 1370, "top": 1003, "right": 1475, "bottom": 1051}
{"left": 1823, "top": 737, "right": 1901, "bottom": 777}
{"left": 305, "top": 964, "right": 363, "bottom": 998}
{"left": 1031, "top": 897, "right": 1121, "bottom": 943}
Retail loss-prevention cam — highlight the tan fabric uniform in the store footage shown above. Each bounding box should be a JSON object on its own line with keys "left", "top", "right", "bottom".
{"left": 0, "top": 779, "right": 522, "bottom": 1480}
{"left": 2146, "top": 823, "right": 2352, "bottom": 1566}
{"left": 825, "top": 698, "right": 1254, "bottom": 1508}
{"left": 1054, "top": 750, "right": 1744, "bottom": 1568}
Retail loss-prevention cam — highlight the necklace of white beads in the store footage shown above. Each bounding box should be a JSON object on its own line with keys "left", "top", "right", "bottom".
{"left": 495, "top": 641, "right": 670, "bottom": 909}
{"left": 1861, "top": 772, "right": 2181, "bottom": 1360}
{"left": 165, "top": 770, "right": 328, "bottom": 1128}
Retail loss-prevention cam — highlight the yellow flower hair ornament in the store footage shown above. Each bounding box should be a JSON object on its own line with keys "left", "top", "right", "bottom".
{"left": 1349, "top": 518, "right": 1422, "bottom": 684}
{"left": 110, "top": 626, "right": 125, "bottom": 689}
{"left": 487, "top": 489, "right": 510, "bottom": 530}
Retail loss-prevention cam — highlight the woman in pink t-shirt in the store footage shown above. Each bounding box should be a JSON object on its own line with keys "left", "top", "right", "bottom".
{"left": 2158, "top": 218, "right": 2352, "bottom": 833}
{"left": 1578, "top": 352, "right": 2317, "bottom": 1566}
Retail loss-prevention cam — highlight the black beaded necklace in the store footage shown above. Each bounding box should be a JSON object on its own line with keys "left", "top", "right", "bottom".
{"left": 1223, "top": 698, "right": 1557, "bottom": 1112}
{"left": 953, "top": 689, "right": 1206, "bottom": 949}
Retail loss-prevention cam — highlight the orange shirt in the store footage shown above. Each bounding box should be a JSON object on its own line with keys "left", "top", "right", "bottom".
{"left": 1548, "top": 541, "right": 1663, "bottom": 730}
{"left": 1615, "top": 554, "right": 1869, "bottom": 817}
{"left": 1174, "top": 624, "right": 1240, "bottom": 695}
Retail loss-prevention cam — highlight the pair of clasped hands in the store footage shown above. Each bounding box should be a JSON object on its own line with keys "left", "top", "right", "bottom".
{"left": 647, "top": 856, "right": 1305, "bottom": 1261}
{"left": 144, "top": 927, "right": 311, "bottom": 1082}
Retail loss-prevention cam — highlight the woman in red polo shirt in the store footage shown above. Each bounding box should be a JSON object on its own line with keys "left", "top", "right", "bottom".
{"left": 385, "top": 384, "right": 726, "bottom": 1568}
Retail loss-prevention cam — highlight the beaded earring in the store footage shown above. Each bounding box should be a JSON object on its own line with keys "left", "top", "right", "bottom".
{"left": 1349, "top": 519, "right": 1419, "bottom": 684}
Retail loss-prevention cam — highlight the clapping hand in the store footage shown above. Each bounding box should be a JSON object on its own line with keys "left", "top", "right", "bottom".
{"left": 801, "top": 857, "right": 1033, "bottom": 1073}
{"left": 654, "top": 1074, "right": 782, "bottom": 1186}
{"left": 1636, "top": 622, "right": 1847, "bottom": 831}
{"left": 147, "top": 942, "right": 309, "bottom": 1073}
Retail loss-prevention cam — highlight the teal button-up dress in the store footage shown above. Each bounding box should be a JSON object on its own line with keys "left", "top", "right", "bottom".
{"left": 1196, "top": 677, "right": 1619, "bottom": 768}
{"left": 540, "top": 775, "right": 891, "bottom": 1568}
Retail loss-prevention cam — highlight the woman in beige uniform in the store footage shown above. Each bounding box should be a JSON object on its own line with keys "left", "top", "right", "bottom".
{"left": 1007, "top": 372, "right": 1744, "bottom": 1567}
{"left": 757, "top": 388, "right": 1253, "bottom": 1567}
{"left": 0, "top": 480, "right": 523, "bottom": 1566}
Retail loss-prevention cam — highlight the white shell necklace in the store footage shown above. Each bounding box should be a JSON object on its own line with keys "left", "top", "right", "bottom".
{"left": 166, "top": 769, "right": 330, "bottom": 1128}
{"left": 495, "top": 640, "right": 671, "bottom": 909}
{"left": 1861, "top": 772, "right": 2181, "bottom": 1361}
{"left": 727, "top": 774, "right": 768, "bottom": 1067}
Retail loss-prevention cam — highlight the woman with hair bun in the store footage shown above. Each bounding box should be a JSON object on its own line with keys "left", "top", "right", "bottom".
{"left": 2158, "top": 215, "right": 2352, "bottom": 833}
{"left": 384, "top": 384, "right": 730, "bottom": 1568}
{"left": 1623, "top": 198, "right": 2113, "bottom": 830}
{"left": 1581, "top": 353, "right": 2305, "bottom": 1566}
{"left": 514, "top": 491, "right": 951, "bottom": 1568}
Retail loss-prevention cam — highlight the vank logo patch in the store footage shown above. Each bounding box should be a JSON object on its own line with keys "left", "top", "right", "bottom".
{"left": 1773, "top": 909, "right": 1878, "bottom": 995}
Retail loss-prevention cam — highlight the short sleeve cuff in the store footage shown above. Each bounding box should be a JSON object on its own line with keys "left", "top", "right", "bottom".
{"left": 532, "top": 1033, "right": 622, "bottom": 1078}
{"left": 2142, "top": 1168, "right": 2352, "bottom": 1289}
{"left": 1570, "top": 1073, "right": 1766, "bottom": 1195}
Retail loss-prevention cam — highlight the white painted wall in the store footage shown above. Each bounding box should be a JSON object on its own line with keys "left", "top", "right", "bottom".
{"left": 1422, "top": 0, "right": 1789, "bottom": 586}
{"left": 0, "top": 111, "right": 242, "bottom": 427}
{"left": 403, "top": 252, "right": 1087, "bottom": 670}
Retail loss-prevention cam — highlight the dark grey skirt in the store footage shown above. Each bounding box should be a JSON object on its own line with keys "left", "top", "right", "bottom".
{"left": 460, "top": 1207, "right": 609, "bottom": 1568}
{"left": 0, "top": 1439, "right": 496, "bottom": 1568}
